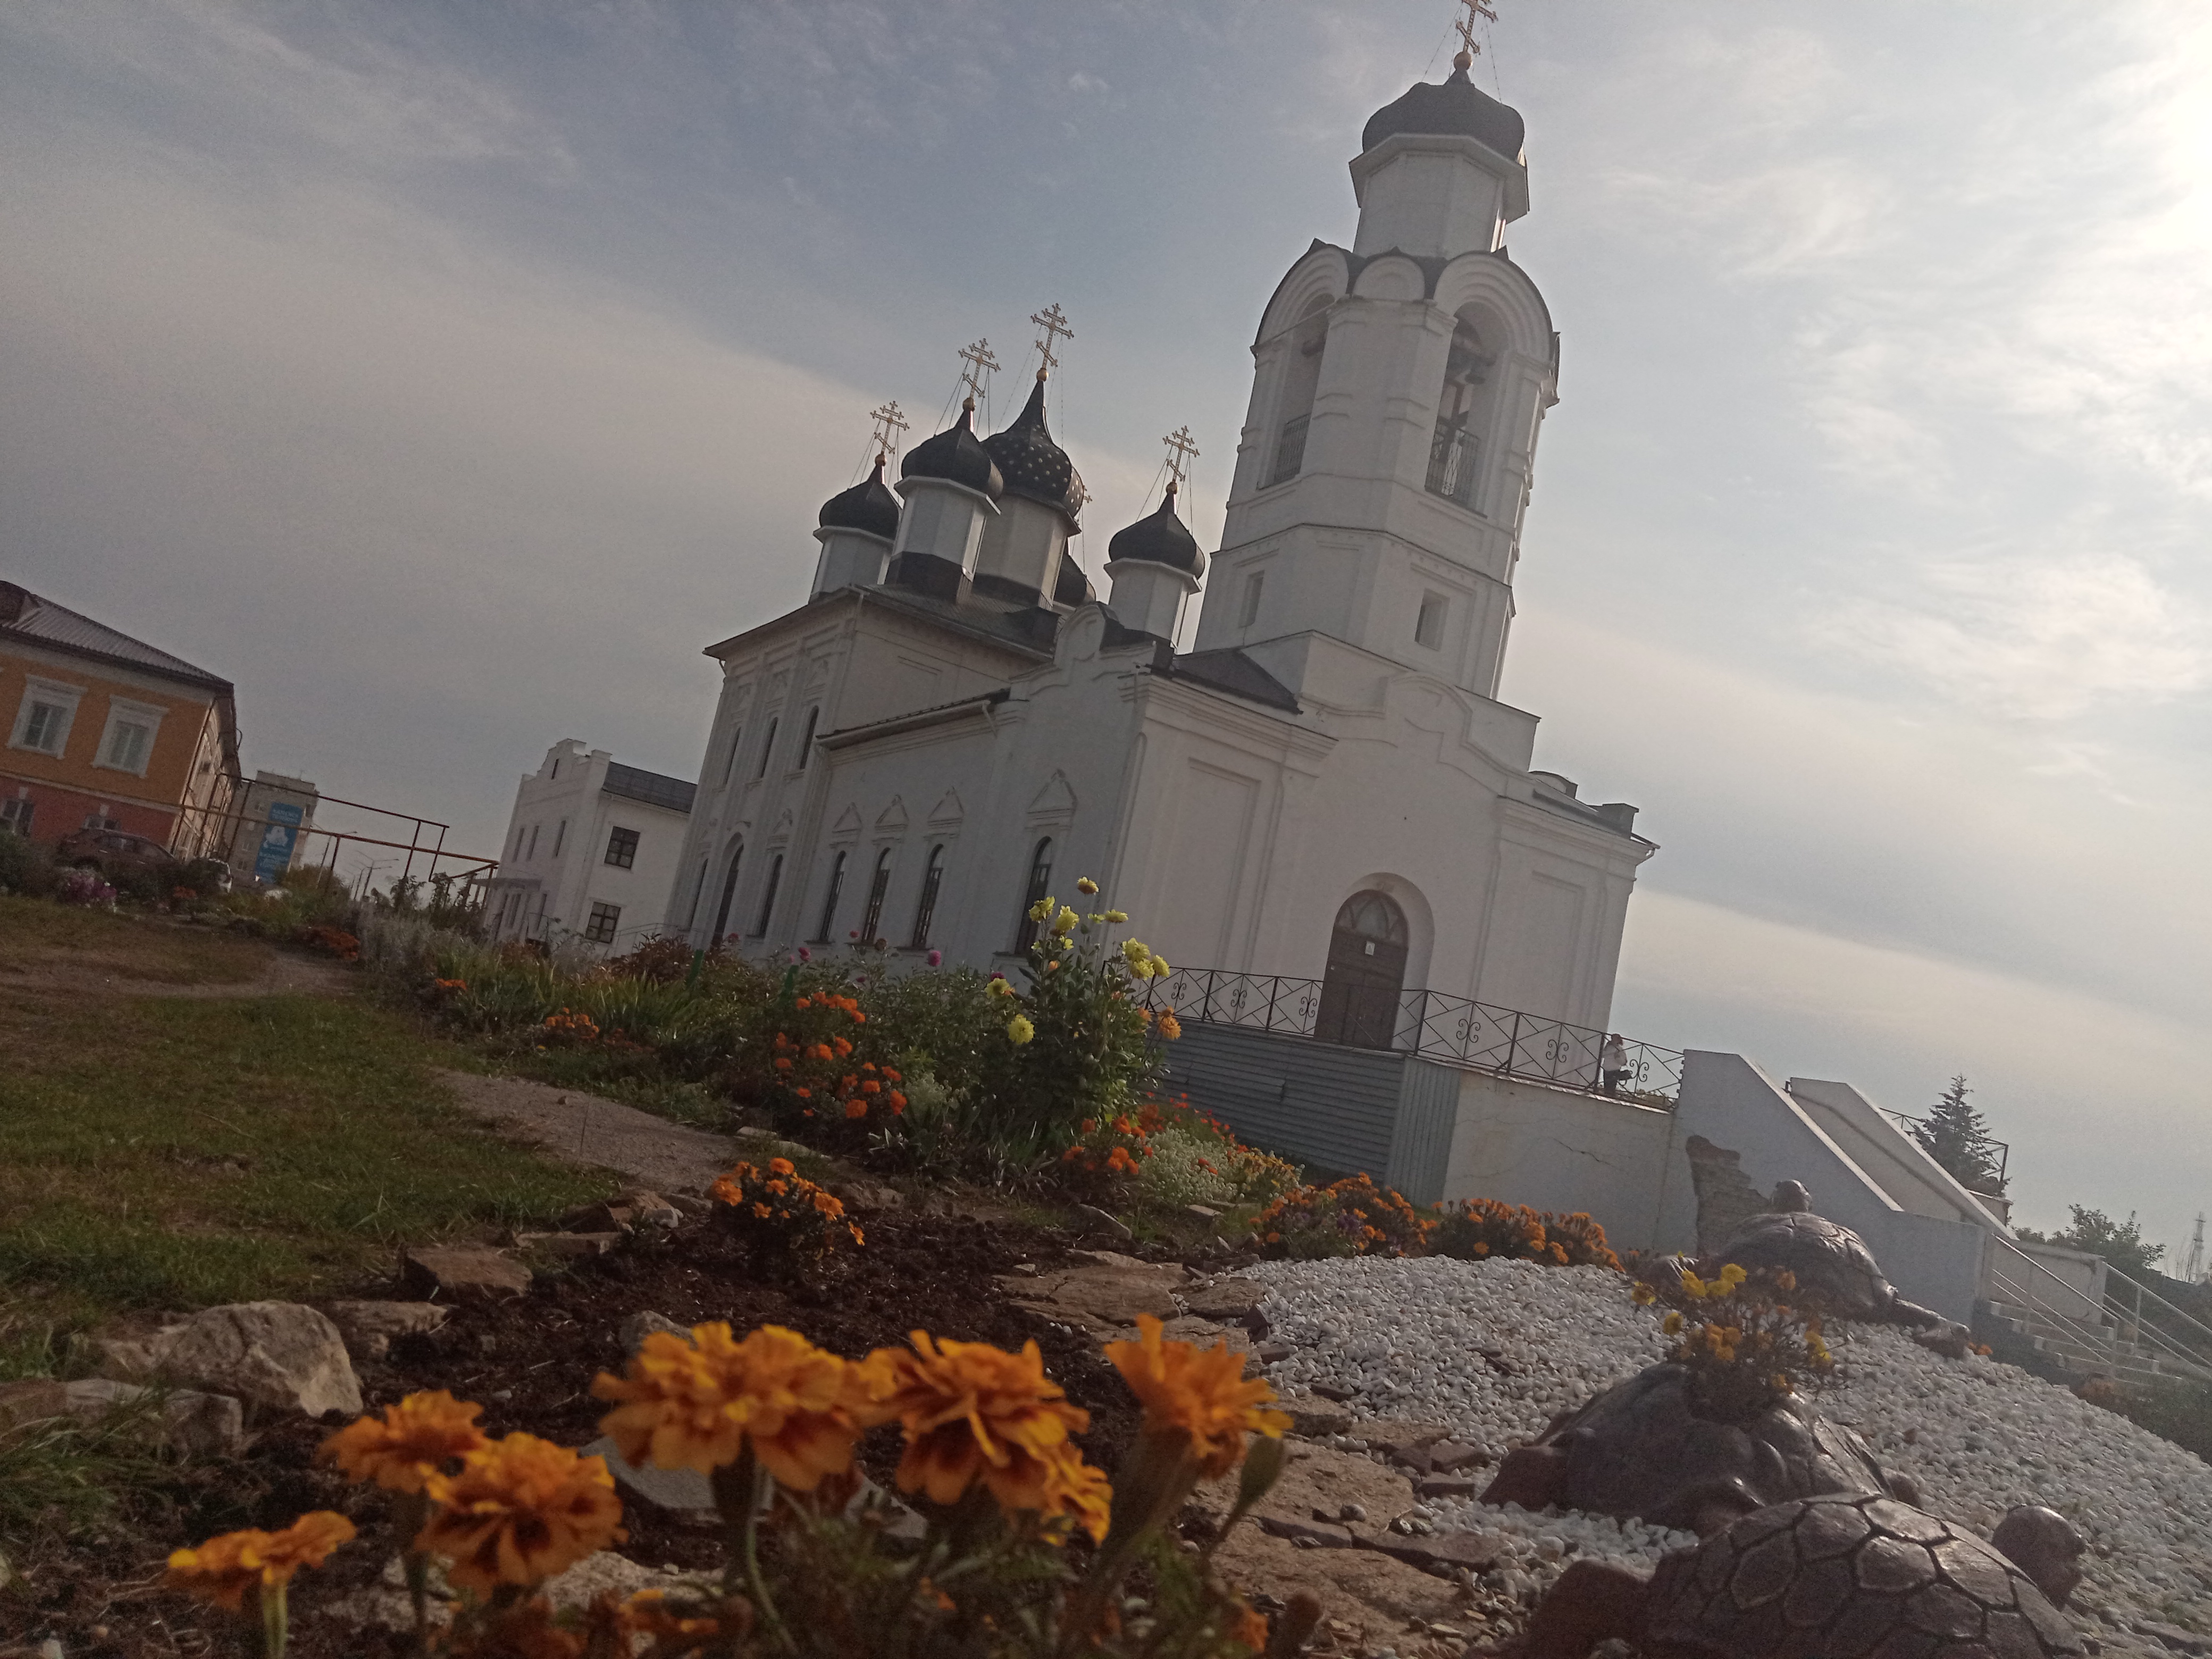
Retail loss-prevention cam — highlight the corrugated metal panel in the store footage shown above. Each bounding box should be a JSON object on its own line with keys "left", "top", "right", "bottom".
{"left": 1385, "top": 1059, "right": 1460, "bottom": 1206}
{"left": 1164, "top": 1023, "right": 1404, "bottom": 1179}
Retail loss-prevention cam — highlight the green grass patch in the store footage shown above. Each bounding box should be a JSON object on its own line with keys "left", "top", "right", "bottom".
{"left": 0, "top": 892, "right": 271, "bottom": 985}
{"left": 0, "top": 991, "right": 613, "bottom": 1328}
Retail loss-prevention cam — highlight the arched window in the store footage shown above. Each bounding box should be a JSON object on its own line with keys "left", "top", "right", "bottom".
{"left": 710, "top": 844, "right": 743, "bottom": 943}
{"left": 909, "top": 844, "right": 946, "bottom": 949}
{"left": 1266, "top": 297, "right": 1330, "bottom": 488}
{"left": 720, "top": 725, "right": 745, "bottom": 787}
{"left": 813, "top": 849, "right": 847, "bottom": 942}
{"left": 1315, "top": 889, "right": 1410, "bottom": 1050}
{"left": 1426, "top": 309, "right": 1493, "bottom": 511}
{"left": 858, "top": 848, "right": 893, "bottom": 945}
{"left": 753, "top": 853, "right": 784, "bottom": 936}
{"left": 1013, "top": 837, "right": 1054, "bottom": 951}
{"left": 796, "top": 707, "right": 820, "bottom": 771}
{"left": 755, "top": 717, "right": 779, "bottom": 779}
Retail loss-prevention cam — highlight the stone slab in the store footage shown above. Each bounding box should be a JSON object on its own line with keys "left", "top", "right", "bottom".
{"left": 403, "top": 1245, "right": 532, "bottom": 1300}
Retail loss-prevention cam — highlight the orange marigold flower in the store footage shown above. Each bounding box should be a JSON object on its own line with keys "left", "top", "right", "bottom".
{"left": 1105, "top": 1313, "right": 1290, "bottom": 1477}
{"left": 1158, "top": 1013, "right": 1183, "bottom": 1040}
{"left": 321, "top": 1389, "right": 487, "bottom": 1494}
{"left": 774, "top": 1057, "right": 793, "bottom": 1071}
{"left": 593, "top": 1323, "right": 865, "bottom": 1490}
{"left": 890, "top": 1091, "right": 907, "bottom": 1113}
{"left": 1042, "top": 1444, "right": 1112, "bottom": 1544}
{"left": 752, "top": 1202, "right": 772, "bottom": 1219}
{"left": 851, "top": 1009, "right": 866, "bottom": 1022}
{"left": 844, "top": 1098, "right": 868, "bottom": 1119}
{"left": 417, "top": 1434, "right": 624, "bottom": 1595}
{"left": 854, "top": 1332, "right": 1094, "bottom": 1524}
{"left": 1229, "top": 1604, "right": 1271, "bottom": 1652}
{"left": 793, "top": 1087, "right": 810, "bottom": 1100}
{"left": 883, "top": 1067, "right": 902, "bottom": 1083}
{"left": 166, "top": 1512, "right": 356, "bottom": 1611}
{"left": 768, "top": 1157, "right": 794, "bottom": 1176}
{"left": 795, "top": 996, "right": 811, "bottom": 1010}
{"left": 834, "top": 1037, "right": 853, "bottom": 1057}
{"left": 859, "top": 1080, "right": 881, "bottom": 1095}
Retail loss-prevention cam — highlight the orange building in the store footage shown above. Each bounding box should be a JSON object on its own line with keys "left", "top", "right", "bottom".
{"left": 0, "top": 581, "right": 240, "bottom": 856}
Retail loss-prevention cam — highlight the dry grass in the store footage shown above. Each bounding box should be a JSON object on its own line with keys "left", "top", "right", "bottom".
{"left": 0, "top": 893, "right": 271, "bottom": 987}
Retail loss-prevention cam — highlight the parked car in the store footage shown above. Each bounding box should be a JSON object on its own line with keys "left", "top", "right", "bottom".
{"left": 56, "top": 827, "right": 176, "bottom": 882}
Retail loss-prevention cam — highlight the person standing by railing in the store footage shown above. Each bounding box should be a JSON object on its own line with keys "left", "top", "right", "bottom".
{"left": 1601, "top": 1033, "right": 1629, "bottom": 1096}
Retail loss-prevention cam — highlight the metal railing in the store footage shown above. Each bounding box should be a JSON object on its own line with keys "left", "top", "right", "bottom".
{"left": 1876, "top": 1107, "right": 2010, "bottom": 1191}
{"left": 1426, "top": 420, "right": 1480, "bottom": 509}
{"left": 1984, "top": 1236, "right": 2212, "bottom": 1384}
{"left": 1144, "top": 966, "right": 1682, "bottom": 1103}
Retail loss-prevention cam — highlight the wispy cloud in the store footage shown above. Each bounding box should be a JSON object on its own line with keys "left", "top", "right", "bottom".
{"left": 1811, "top": 552, "right": 2209, "bottom": 722}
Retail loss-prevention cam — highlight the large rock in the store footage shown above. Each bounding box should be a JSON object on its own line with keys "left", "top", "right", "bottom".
{"left": 323, "top": 1301, "right": 449, "bottom": 1363}
{"left": 403, "top": 1244, "right": 532, "bottom": 1300}
{"left": 140, "top": 1302, "right": 363, "bottom": 1418}
{"left": 62, "top": 1378, "right": 246, "bottom": 1457}
{"left": 1001, "top": 1255, "right": 1186, "bottom": 1337}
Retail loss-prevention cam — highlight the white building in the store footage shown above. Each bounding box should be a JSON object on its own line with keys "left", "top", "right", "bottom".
{"left": 484, "top": 740, "right": 694, "bottom": 954}
{"left": 661, "top": 55, "right": 1654, "bottom": 1041}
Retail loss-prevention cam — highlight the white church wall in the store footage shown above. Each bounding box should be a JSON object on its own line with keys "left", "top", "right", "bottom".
{"left": 1477, "top": 799, "right": 1641, "bottom": 1029}
{"left": 1784, "top": 1078, "right": 2014, "bottom": 1233}
{"left": 1437, "top": 1068, "right": 1675, "bottom": 1244}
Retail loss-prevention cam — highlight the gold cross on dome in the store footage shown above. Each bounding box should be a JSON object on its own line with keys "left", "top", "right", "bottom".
{"left": 1454, "top": 0, "right": 1497, "bottom": 61}
{"left": 957, "top": 339, "right": 1000, "bottom": 404}
{"left": 868, "top": 400, "right": 909, "bottom": 459}
{"left": 1161, "top": 425, "right": 1201, "bottom": 489}
{"left": 1029, "top": 303, "right": 1075, "bottom": 375}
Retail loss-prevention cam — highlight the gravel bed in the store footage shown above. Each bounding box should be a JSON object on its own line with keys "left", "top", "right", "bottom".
{"left": 1252, "top": 1255, "right": 2212, "bottom": 1635}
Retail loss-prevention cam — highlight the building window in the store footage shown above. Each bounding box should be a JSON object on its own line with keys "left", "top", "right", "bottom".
{"left": 1415, "top": 592, "right": 1447, "bottom": 651}
{"left": 753, "top": 852, "right": 784, "bottom": 936}
{"left": 721, "top": 725, "right": 744, "bottom": 787}
{"left": 858, "top": 848, "right": 893, "bottom": 944}
{"left": 710, "top": 845, "right": 744, "bottom": 942}
{"left": 552, "top": 818, "right": 567, "bottom": 857}
{"left": 1267, "top": 416, "right": 1310, "bottom": 489}
{"left": 1265, "top": 302, "right": 1328, "bottom": 488}
{"left": 584, "top": 901, "right": 621, "bottom": 945}
{"left": 1426, "top": 310, "right": 1491, "bottom": 512}
{"left": 512, "top": 822, "right": 526, "bottom": 859}
{"left": 550, "top": 758, "right": 559, "bottom": 781}
{"left": 10, "top": 680, "right": 82, "bottom": 757}
{"left": 97, "top": 701, "right": 163, "bottom": 776}
{"left": 756, "top": 717, "right": 779, "bottom": 780}
{"left": 685, "top": 857, "right": 710, "bottom": 928}
{"left": 814, "top": 849, "right": 847, "bottom": 942}
{"left": 797, "top": 707, "right": 819, "bottom": 770}
{"left": 1013, "top": 836, "right": 1053, "bottom": 951}
{"left": 526, "top": 824, "right": 539, "bottom": 860}
{"left": 605, "top": 826, "right": 640, "bottom": 869}
{"left": 909, "top": 844, "right": 945, "bottom": 949}
{"left": 1, "top": 797, "right": 32, "bottom": 837}
{"left": 1238, "top": 572, "right": 1265, "bottom": 631}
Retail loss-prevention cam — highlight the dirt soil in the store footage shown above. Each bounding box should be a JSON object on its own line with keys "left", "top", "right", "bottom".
{"left": 12, "top": 1209, "right": 1154, "bottom": 1659}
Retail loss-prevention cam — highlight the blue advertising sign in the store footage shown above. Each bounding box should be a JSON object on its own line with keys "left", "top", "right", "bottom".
{"left": 254, "top": 801, "right": 304, "bottom": 883}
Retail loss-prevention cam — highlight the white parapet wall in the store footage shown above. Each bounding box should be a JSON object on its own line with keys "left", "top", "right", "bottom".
{"left": 1435, "top": 1065, "right": 1675, "bottom": 1244}
{"left": 1653, "top": 1052, "right": 1994, "bottom": 1325}
{"left": 1783, "top": 1078, "right": 2013, "bottom": 1234}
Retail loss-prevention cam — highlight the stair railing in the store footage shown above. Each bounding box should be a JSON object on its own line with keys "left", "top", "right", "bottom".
{"left": 1985, "top": 1238, "right": 2212, "bottom": 1384}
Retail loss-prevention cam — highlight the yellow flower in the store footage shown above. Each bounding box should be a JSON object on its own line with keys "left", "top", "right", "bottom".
{"left": 1007, "top": 1014, "right": 1035, "bottom": 1045}
{"left": 1157, "top": 1012, "right": 1183, "bottom": 1041}
{"left": 988, "top": 978, "right": 1014, "bottom": 996}
{"left": 592, "top": 1323, "right": 865, "bottom": 1490}
{"left": 1104, "top": 909, "right": 1127, "bottom": 924}
{"left": 321, "top": 1389, "right": 488, "bottom": 1495}
{"left": 1680, "top": 1271, "right": 1707, "bottom": 1298}
{"left": 1076, "top": 877, "right": 1099, "bottom": 895}
{"left": 166, "top": 1512, "right": 356, "bottom": 1611}
{"left": 1028, "top": 896, "right": 1055, "bottom": 922}
{"left": 1149, "top": 956, "right": 1171, "bottom": 978}
{"left": 1121, "top": 938, "right": 1152, "bottom": 967}
{"left": 1105, "top": 1313, "right": 1290, "bottom": 1477}
{"left": 1775, "top": 1269, "right": 1797, "bottom": 1293}
{"left": 1661, "top": 1311, "right": 1683, "bottom": 1335}
{"left": 418, "top": 1434, "right": 625, "bottom": 1595}
{"left": 1630, "top": 1283, "right": 1656, "bottom": 1306}
{"left": 1718, "top": 1262, "right": 1747, "bottom": 1289}
{"left": 1052, "top": 906, "right": 1079, "bottom": 935}
{"left": 853, "top": 1331, "right": 1096, "bottom": 1526}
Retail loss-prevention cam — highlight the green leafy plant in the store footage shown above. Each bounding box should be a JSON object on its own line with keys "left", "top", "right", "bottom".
{"left": 1631, "top": 1261, "right": 1833, "bottom": 1420}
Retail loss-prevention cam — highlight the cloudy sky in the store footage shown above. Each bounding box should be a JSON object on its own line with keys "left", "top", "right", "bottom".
{"left": 4, "top": 1, "right": 2208, "bottom": 1248}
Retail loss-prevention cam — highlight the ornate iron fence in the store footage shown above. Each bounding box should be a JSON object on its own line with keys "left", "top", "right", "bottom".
{"left": 1144, "top": 966, "right": 1682, "bottom": 1104}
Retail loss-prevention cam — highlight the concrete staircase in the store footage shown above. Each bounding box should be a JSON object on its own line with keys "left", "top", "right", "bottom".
{"left": 1973, "top": 1296, "right": 2212, "bottom": 1390}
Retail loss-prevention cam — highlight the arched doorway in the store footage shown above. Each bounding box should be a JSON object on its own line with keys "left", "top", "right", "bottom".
{"left": 1315, "top": 890, "right": 1409, "bottom": 1050}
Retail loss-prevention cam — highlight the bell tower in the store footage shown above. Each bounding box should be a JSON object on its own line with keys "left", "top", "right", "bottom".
{"left": 1189, "top": 33, "right": 1559, "bottom": 706}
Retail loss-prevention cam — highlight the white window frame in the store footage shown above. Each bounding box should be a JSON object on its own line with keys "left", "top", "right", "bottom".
{"left": 94, "top": 696, "right": 168, "bottom": 777}
{"left": 9, "top": 677, "right": 84, "bottom": 758}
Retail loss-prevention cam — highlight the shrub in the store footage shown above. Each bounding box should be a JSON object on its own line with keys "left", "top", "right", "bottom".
{"left": 297, "top": 924, "right": 362, "bottom": 961}
{"left": 709, "top": 1157, "right": 864, "bottom": 1275}
{"left": 1255, "top": 1174, "right": 1435, "bottom": 1260}
{"left": 602, "top": 932, "right": 709, "bottom": 985}
{"left": 57, "top": 868, "right": 116, "bottom": 908}
{"left": 1431, "top": 1199, "right": 1622, "bottom": 1270}
{"left": 0, "top": 827, "right": 56, "bottom": 896}
{"left": 1631, "top": 1260, "right": 1833, "bottom": 1420}
{"left": 176, "top": 1318, "right": 1302, "bottom": 1659}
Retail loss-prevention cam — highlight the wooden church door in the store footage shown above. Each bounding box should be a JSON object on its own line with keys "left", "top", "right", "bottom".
{"left": 1315, "top": 890, "right": 1409, "bottom": 1050}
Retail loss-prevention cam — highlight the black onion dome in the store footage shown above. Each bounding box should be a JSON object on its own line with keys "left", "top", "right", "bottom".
{"left": 817, "top": 457, "right": 900, "bottom": 540}
{"left": 984, "top": 375, "right": 1085, "bottom": 523}
{"left": 1054, "top": 552, "right": 1096, "bottom": 608}
{"left": 1361, "top": 63, "right": 1525, "bottom": 160}
{"left": 1107, "top": 484, "right": 1205, "bottom": 579}
{"left": 901, "top": 403, "right": 1003, "bottom": 499}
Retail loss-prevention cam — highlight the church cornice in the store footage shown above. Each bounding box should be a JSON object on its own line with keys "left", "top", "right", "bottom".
{"left": 816, "top": 689, "right": 1011, "bottom": 752}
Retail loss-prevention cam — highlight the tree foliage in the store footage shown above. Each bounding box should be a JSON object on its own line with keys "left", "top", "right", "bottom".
{"left": 1912, "top": 1075, "right": 2007, "bottom": 1196}
{"left": 2041, "top": 1205, "right": 2166, "bottom": 1284}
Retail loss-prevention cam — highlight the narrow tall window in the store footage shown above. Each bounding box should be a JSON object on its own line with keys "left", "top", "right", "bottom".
{"left": 1266, "top": 301, "right": 1329, "bottom": 487}
{"left": 753, "top": 853, "right": 784, "bottom": 936}
{"left": 550, "top": 758, "right": 559, "bottom": 781}
{"left": 1013, "top": 837, "right": 1054, "bottom": 951}
{"left": 552, "top": 818, "right": 567, "bottom": 857}
{"left": 685, "top": 857, "right": 709, "bottom": 928}
{"left": 909, "top": 844, "right": 946, "bottom": 949}
{"left": 858, "top": 848, "right": 893, "bottom": 944}
{"left": 814, "top": 849, "right": 847, "bottom": 942}
{"left": 756, "top": 718, "right": 779, "bottom": 779}
{"left": 1238, "top": 572, "right": 1265, "bottom": 631}
{"left": 1427, "top": 311, "right": 1490, "bottom": 511}
{"left": 605, "top": 826, "right": 640, "bottom": 869}
{"left": 797, "top": 707, "right": 820, "bottom": 771}
{"left": 722, "top": 726, "right": 744, "bottom": 787}
{"left": 711, "top": 845, "right": 744, "bottom": 942}
{"left": 1415, "top": 593, "right": 1447, "bottom": 651}
{"left": 526, "top": 825, "right": 539, "bottom": 860}
{"left": 1, "top": 797, "right": 35, "bottom": 837}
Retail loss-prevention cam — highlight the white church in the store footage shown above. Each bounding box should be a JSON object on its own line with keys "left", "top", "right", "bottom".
{"left": 660, "top": 51, "right": 1653, "bottom": 1049}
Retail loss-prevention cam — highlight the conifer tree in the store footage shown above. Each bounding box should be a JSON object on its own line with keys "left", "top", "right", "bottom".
{"left": 1912, "top": 1074, "right": 2006, "bottom": 1196}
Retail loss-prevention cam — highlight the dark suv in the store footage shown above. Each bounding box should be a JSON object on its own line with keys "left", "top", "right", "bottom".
{"left": 57, "top": 827, "right": 176, "bottom": 881}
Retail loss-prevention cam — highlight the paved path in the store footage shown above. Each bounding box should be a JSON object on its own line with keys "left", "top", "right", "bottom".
{"left": 433, "top": 1069, "right": 739, "bottom": 1195}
